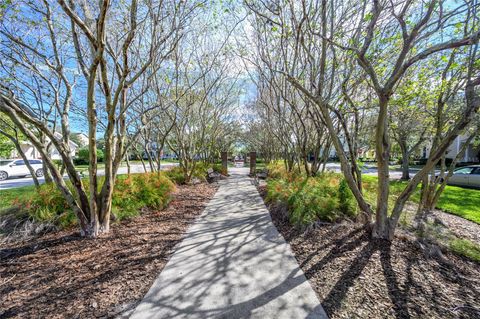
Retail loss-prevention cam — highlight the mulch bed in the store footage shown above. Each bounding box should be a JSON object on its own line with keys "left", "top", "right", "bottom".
{"left": 0, "top": 183, "right": 218, "bottom": 319}
{"left": 259, "top": 186, "right": 480, "bottom": 319}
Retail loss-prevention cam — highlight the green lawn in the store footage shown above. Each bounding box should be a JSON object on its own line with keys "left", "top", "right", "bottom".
{"left": 434, "top": 186, "right": 480, "bottom": 224}
{"left": 362, "top": 175, "right": 480, "bottom": 224}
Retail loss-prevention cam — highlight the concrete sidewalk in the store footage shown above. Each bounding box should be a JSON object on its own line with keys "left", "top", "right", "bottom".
{"left": 131, "top": 167, "right": 327, "bottom": 319}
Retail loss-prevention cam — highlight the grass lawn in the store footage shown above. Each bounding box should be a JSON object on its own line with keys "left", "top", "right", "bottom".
{"left": 362, "top": 175, "right": 480, "bottom": 224}
{"left": 434, "top": 186, "right": 480, "bottom": 224}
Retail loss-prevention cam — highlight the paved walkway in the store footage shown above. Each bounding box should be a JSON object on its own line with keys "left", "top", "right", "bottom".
{"left": 131, "top": 167, "right": 327, "bottom": 319}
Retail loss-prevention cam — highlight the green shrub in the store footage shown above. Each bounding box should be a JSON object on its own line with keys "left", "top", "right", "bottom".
{"left": 165, "top": 166, "right": 187, "bottom": 184}
{"left": 192, "top": 162, "right": 212, "bottom": 180}
{"left": 288, "top": 179, "right": 338, "bottom": 225}
{"left": 53, "top": 159, "right": 63, "bottom": 169}
{"left": 266, "top": 161, "right": 290, "bottom": 179}
{"left": 134, "top": 173, "right": 175, "bottom": 210}
{"left": 212, "top": 163, "right": 227, "bottom": 175}
{"left": 11, "top": 172, "right": 175, "bottom": 229}
{"left": 265, "top": 171, "right": 358, "bottom": 227}
{"left": 11, "top": 183, "right": 75, "bottom": 227}
{"left": 166, "top": 162, "right": 223, "bottom": 184}
{"left": 75, "top": 148, "right": 104, "bottom": 165}
{"left": 112, "top": 172, "right": 175, "bottom": 219}
{"left": 338, "top": 179, "right": 356, "bottom": 217}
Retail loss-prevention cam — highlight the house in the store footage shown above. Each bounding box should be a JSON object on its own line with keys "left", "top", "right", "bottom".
{"left": 421, "top": 134, "right": 479, "bottom": 163}
{"left": 71, "top": 132, "right": 89, "bottom": 147}
{"left": 445, "top": 134, "right": 479, "bottom": 163}
{"left": 10, "top": 132, "right": 79, "bottom": 160}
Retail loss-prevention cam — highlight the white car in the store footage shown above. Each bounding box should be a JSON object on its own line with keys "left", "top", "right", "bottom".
{"left": 443, "top": 165, "right": 480, "bottom": 189}
{"left": 0, "top": 159, "right": 44, "bottom": 181}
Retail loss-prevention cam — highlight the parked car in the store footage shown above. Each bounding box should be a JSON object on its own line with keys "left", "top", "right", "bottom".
{"left": 441, "top": 165, "right": 480, "bottom": 189}
{"left": 0, "top": 159, "right": 44, "bottom": 181}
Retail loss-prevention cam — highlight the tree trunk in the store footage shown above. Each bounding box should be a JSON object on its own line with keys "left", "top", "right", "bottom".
{"left": 372, "top": 95, "right": 392, "bottom": 240}
{"left": 18, "top": 144, "right": 40, "bottom": 188}
{"left": 41, "top": 153, "right": 53, "bottom": 184}
{"left": 0, "top": 129, "right": 40, "bottom": 188}
{"left": 400, "top": 147, "right": 410, "bottom": 180}
{"left": 126, "top": 154, "right": 131, "bottom": 176}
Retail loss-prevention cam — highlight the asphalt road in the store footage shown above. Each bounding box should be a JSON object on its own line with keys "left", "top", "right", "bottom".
{"left": 323, "top": 162, "right": 415, "bottom": 178}
{"left": 0, "top": 163, "right": 177, "bottom": 190}
{"left": 0, "top": 162, "right": 427, "bottom": 191}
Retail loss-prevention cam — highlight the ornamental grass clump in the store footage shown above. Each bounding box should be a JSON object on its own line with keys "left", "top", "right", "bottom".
{"left": 10, "top": 182, "right": 73, "bottom": 227}
{"left": 7, "top": 172, "right": 175, "bottom": 230}
{"left": 265, "top": 169, "right": 358, "bottom": 227}
{"left": 112, "top": 173, "right": 175, "bottom": 219}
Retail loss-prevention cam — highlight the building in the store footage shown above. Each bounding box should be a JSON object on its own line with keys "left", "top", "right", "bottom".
{"left": 10, "top": 132, "right": 79, "bottom": 160}
{"left": 420, "top": 134, "right": 479, "bottom": 163}
{"left": 71, "top": 132, "right": 89, "bottom": 147}
{"left": 445, "top": 134, "right": 479, "bottom": 163}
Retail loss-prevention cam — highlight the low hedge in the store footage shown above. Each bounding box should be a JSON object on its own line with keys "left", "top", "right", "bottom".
{"left": 265, "top": 168, "right": 356, "bottom": 226}
{"left": 8, "top": 172, "right": 175, "bottom": 229}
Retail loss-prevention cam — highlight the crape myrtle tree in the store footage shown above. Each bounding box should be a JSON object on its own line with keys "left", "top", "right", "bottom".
{"left": 255, "top": 72, "right": 303, "bottom": 172}
{"left": 246, "top": 17, "right": 333, "bottom": 175}
{"left": 241, "top": 111, "right": 282, "bottom": 165}
{"left": 389, "top": 65, "right": 433, "bottom": 180}
{"left": 126, "top": 69, "right": 178, "bottom": 174}
{"left": 164, "top": 10, "right": 243, "bottom": 183}
{"left": 253, "top": 68, "right": 330, "bottom": 174}
{"left": 0, "top": 0, "right": 198, "bottom": 237}
{"left": 247, "top": 0, "right": 480, "bottom": 240}
{"left": 246, "top": 0, "right": 374, "bottom": 215}
{"left": 417, "top": 46, "right": 480, "bottom": 217}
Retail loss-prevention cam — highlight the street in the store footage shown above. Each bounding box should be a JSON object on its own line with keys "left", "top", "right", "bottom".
{"left": 0, "top": 162, "right": 436, "bottom": 191}
{"left": 323, "top": 162, "right": 420, "bottom": 178}
{"left": 0, "top": 163, "right": 177, "bottom": 190}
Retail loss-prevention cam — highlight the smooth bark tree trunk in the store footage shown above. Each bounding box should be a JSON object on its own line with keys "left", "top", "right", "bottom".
{"left": 372, "top": 95, "right": 392, "bottom": 240}
{"left": 0, "top": 130, "right": 40, "bottom": 188}
{"left": 401, "top": 148, "right": 410, "bottom": 180}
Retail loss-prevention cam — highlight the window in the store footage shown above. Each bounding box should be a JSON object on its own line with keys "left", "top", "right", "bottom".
{"left": 28, "top": 160, "right": 42, "bottom": 164}
{"left": 454, "top": 167, "right": 474, "bottom": 175}
{"left": 13, "top": 160, "right": 25, "bottom": 166}
{"left": 472, "top": 168, "right": 480, "bottom": 175}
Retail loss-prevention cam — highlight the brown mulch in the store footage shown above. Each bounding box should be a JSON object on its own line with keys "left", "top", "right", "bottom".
{"left": 258, "top": 186, "right": 480, "bottom": 319}
{"left": 431, "top": 209, "right": 480, "bottom": 245}
{"left": 0, "top": 183, "right": 218, "bottom": 319}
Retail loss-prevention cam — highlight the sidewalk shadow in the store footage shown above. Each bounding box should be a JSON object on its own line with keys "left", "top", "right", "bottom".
{"left": 132, "top": 175, "right": 327, "bottom": 318}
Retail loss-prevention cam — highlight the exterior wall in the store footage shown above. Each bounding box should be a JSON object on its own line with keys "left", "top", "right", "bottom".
{"left": 445, "top": 135, "right": 479, "bottom": 163}
{"left": 20, "top": 144, "right": 39, "bottom": 159}
{"left": 11, "top": 141, "right": 77, "bottom": 160}
{"left": 421, "top": 135, "right": 479, "bottom": 163}
{"left": 75, "top": 133, "right": 89, "bottom": 147}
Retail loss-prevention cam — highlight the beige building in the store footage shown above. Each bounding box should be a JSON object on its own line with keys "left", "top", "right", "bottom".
{"left": 10, "top": 132, "right": 78, "bottom": 160}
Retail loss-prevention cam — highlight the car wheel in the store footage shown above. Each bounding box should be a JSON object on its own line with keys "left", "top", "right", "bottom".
{"left": 0, "top": 171, "right": 8, "bottom": 181}
{"left": 35, "top": 169, "right": 44, "bottom": 177}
